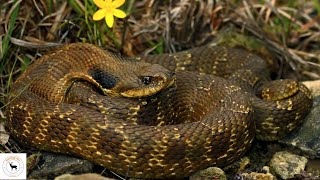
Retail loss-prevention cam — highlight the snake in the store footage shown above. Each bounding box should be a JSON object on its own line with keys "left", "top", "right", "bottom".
{"left": 6, "top": 43, "right": 312, "bottom": 179}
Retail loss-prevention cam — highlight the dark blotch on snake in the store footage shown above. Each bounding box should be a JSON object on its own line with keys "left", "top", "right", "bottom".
{"left": 89, "top": 68, "right": 118, "bottom": 89}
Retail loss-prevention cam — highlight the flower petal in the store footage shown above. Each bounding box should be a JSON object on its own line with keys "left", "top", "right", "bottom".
{"left": 105, "top": 13, "right": 114, "bottom": 28}
{"left": 93, "top": 9, "right": 107, "bottom": 21}
{"left": 113, "top": 9, "right": 126, "bottom": 18}
{"left": 112, "top": 0, "right": 125, "bottom": 8}
{"left": 93, "top": 0, "right": 107, "bottom": 9}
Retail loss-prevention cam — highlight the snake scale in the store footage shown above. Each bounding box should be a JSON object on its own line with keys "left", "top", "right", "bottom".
{"left": 6, "top": 43, "right": 312, "bottom": 178}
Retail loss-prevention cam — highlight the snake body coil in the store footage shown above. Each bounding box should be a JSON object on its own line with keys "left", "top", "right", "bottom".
{"left": 6, "top": 43, "right": 312, "bottom": 178}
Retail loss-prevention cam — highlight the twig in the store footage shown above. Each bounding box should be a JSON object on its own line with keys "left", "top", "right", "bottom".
{"left": 46, "top": 1, "right": 67, "bottom": 40}
{"left": 10, "top": 37, "right": 62, "bottom": 49}
{"left": 32, "top": 0, "right": 44, "bottom": 17}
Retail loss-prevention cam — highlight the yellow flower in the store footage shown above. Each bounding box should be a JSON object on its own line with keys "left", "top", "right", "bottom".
{"left": 93, "top": 0, "right": 126, "bottom": 28}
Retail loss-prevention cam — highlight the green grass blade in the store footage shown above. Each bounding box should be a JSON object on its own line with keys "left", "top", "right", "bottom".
{"left": 1, "top": 0, "right": 20, "bottom": 72}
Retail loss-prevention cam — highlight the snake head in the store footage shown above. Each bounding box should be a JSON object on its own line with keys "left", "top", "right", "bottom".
{"left": 116, "top": 63, "right": 175, "bottom": 98}
{"left": 89, "top": 63, "right": 175, "bottom": 98}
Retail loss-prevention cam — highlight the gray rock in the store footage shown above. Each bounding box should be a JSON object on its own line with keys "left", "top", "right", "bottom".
{"left": 55, "top": 173, "right": 114, "bottom": 180}
{"left": 280, "top": 95, "right": 320, "bottom": 158}
{"left": 190, "top": 167, "right": 227, "bottom": 180}
{"left": 236, "top": 171, "right": 277, "bottom": 180}
{"left": 269, "top": 151, "right": 308, "bottom": 179}
{"left": 303, "top": 81, "right": 320, "bottom": 97}
{"left": 28, "top": 152, "right": 94, "bottom": 179}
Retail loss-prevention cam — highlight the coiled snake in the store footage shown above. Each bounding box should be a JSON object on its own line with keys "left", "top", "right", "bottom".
{"left": 6, "top": 43, "right": 312, "bottom": 178}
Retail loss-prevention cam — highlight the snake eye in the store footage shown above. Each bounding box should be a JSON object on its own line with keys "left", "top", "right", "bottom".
{"left": 142, "top": 76, "right": 152, "bottom": 85}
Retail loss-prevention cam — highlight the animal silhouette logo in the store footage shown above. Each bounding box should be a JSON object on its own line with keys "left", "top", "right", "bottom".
{"left": 9, "top": 162, "right": 18, "bottom": 171}
{"left": 2, "top": 155, "right": 24, "bottom": 177}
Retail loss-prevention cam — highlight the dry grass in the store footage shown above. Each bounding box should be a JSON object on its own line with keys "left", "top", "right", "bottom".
{"left": 0, "top": 0, "right": 319, "bottom": 177}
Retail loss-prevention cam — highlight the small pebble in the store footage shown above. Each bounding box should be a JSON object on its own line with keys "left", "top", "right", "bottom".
{"left": 190, "top": 167, "right": 227, "bottom": 180}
